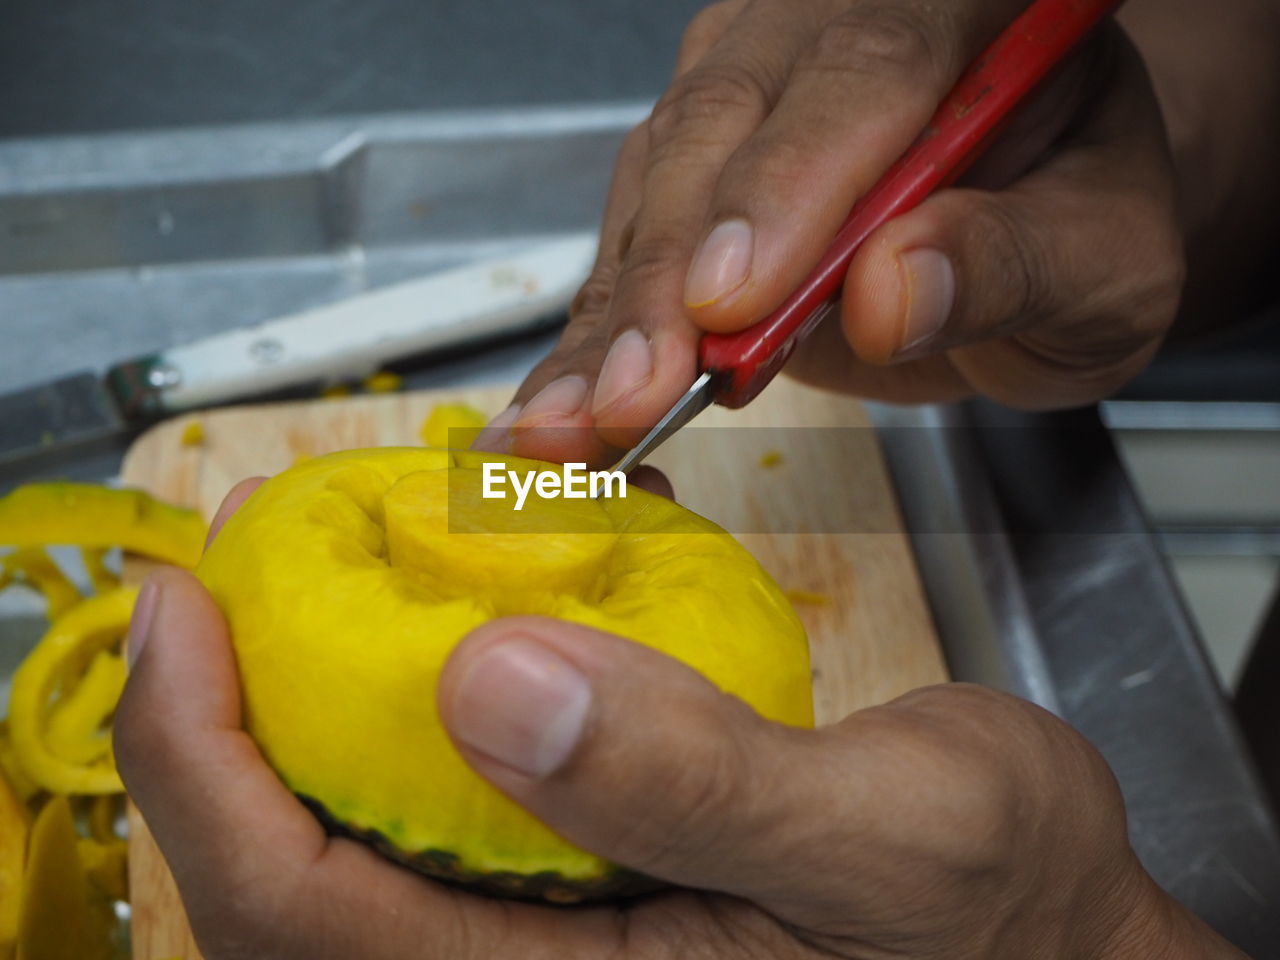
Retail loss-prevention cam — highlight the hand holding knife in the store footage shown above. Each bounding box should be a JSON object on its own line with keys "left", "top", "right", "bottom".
{"left": 1, "top": 0, "right": 1120, "bottom": 483}
{"left": 611, "top": 0, "right": 1123, "bottom": 474}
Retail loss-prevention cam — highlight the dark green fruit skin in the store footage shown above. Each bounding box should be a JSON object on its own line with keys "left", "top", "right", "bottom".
{"left": 298, "top": 794, "right": 664, "bottom": 905}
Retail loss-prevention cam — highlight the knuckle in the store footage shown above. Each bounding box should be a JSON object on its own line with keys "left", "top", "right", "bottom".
{"left": 866, "top": 688, "right": 1038, "bottom": 869}
{"left": 614, "top": 217, "right": 637, "bottom": 262}
{"left": 721, "top": 134, "right": 816, "bottom": 202}
{"left": 618, "top": 122, "right": 648, "bottom": 163}
{"left": 979, "top": 195, "right": 1056, "bottom": 331}
{"left": 609, "top": 737, "right": 743, "bottom": 872}
{"left": 570, "top": 264, "right": 619, "bottom": 321}
{"left": 680, "top": 0, "right": 737, "bottom": 58}
{"left": 617, "top": 232, "right": 689, "bottom": 288}
{"left": 808, "top": 6, "right": 942, "bottom": 84}
{"left": 1037, "top": 190, "right": 1183, "bottom": 367}
{"left": 647, "top": 62, "right": 771, "bottom": 149}
{"left": 1122, "top": 200, "right": 1186, "bottom": 332}
{"left": 601, "top": 698, "right": 756, "bottom": 872}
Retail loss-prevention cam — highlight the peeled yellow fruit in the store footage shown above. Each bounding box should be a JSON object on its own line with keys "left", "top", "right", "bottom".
{"left": 198, "top": 448, "right": 812, "bottom": 901}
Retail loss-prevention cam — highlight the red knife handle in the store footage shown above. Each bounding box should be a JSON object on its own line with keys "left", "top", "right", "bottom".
{"left": 698, "top": 0, "right": 1124, "bottom": 409}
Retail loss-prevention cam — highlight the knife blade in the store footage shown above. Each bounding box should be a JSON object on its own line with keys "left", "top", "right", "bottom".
{"left": 0, "top": 233, "right": 597, "bottom": 472}
{"left": 610, "top": 0, "right": 1122, "bottom": 471}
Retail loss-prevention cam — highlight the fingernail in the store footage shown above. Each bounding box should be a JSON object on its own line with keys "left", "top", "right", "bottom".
{"left": 898, "top": 248, "right": 955, "bottom": 354}
{"left": 470, "top": 403, "right": 522, "bottom": 452}
{"left": 592, "top": 329, "right": 653, "bottom": 415}
{"left": 450, "top": 637, "right": 592, "bottom": 778}
{"left": 685, "top": 219, "right": 753, "bottom": 307}
{"left": 127, "top": 576, "right": 161, "bottom": 669}
{"left": 514, "top": 376, "right": 589, "bottom": 427}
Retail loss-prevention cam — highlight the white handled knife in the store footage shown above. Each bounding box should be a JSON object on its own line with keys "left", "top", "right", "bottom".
{"left": 0, "top": 233, "right": 596, "bottom": 473}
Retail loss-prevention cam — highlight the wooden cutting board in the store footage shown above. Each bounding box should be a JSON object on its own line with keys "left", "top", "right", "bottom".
{"left": 120, "top": 378, "right": 946, "bottom": 960}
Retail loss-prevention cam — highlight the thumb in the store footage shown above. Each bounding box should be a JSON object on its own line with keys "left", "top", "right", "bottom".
{"left": 839, "top": 33, "right": 1182, "bottom": 406}
{"left": 115, "top": 568, "right": 328, "bottom": 893}
{"left": 438, "top": 615, "right": 842, "bottom": 901}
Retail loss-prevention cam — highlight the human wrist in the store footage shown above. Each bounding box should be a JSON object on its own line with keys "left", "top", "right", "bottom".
{"left": 1095, "top": 866, "right": 1249, "bottom": 960}
{"left": 1120, "top": 0, "right": 1280, "bottom": 332}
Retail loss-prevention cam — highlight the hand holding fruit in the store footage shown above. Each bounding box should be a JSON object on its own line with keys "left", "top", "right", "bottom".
{"left": 112, "top": 481, "right": 1241, "bottom": 960}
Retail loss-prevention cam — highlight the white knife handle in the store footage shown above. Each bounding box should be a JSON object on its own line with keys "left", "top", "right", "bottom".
{"left": 116, "top": 233, "right": 597, "bottom": 413}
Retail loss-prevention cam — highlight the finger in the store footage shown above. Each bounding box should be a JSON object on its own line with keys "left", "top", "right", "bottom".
{"left": 671, "top": 0, "right": 747, "bottom": 78}
{"left": 472, "top": 119, "right": 652, "bottom": 458}
{"left": 438, "top": 616, "right": 860, "bottom": 907}
{"left": 205, "top": 476, "right": 266, "bottom": 549}
{"left": 496, "top": 1, "right": 744, "bottom": 463}
{"left": 784, "top": 309, "right": 973, "bottom": 403}
{"left": 517, "top": 0, "right": 865, "bottom": 456}
{"left": 440, "top": 616, "right": 1140, "bottom": 942}
{"left": 839, "top": 28, "right": 1183, "bottom": 407}
{"left": 115, "top": 568, "right": 329, "bottom": 926}
{"left": 686, "top": 0, "right": 1027, "bottom": 338}
{"left": 506, "top": 381, "right": 620, "bottom": 468}
{"left": 116, "top": 569, "right": 584, "bottom": 959}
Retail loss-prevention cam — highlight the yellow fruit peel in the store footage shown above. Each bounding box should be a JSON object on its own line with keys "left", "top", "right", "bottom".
{"left": 0, "top": 763, "right": 26, "bottom": 952}
{"left": 80, "top": 548, "right": 120, "bottom": 595}
{"left": 0, "top": 724, "right": 39, "bottom": 808}
{"left": 76, "top": 838, "right": 128, "bottom": 903}
{"left": 0, "top": 549, "right": 81, "bottom": 620}
{"left": 0, "top": 484, "right": 206, "bottom": 569}
{"left": 0, "top": 481, "right": 193, "bottom": 956}
{"left": 87, "top": 794, "right": 119, "bottom": 847}
{"left": 15, "top": 796, "right": 115, "bottom": 960}
{"left": 8, "top": 588, "right": 137, "bottom": 796}
{"left": 45, "top": 651, "right": 126, "bottom": 767}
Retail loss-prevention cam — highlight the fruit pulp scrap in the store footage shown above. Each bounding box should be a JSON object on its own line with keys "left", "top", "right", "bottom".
{"left": 383, "top": 468, "right": 618, "bottom": 608}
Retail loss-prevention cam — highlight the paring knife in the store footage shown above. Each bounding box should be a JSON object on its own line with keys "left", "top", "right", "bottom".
{"left": 612, "top": 0, "right": 1123, "bottom": 474}
{"left": 0, "top": 233, "right": 597, "bottom": 471}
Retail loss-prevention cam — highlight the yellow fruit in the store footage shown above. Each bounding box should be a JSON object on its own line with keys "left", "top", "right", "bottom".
{"left": 198, "top": 448, "right": 812, "bottom": 901}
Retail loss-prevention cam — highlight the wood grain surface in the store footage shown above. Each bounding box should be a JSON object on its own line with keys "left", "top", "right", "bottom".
{"left": 120, "top": 378, "right": 947, "bottom": 960}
